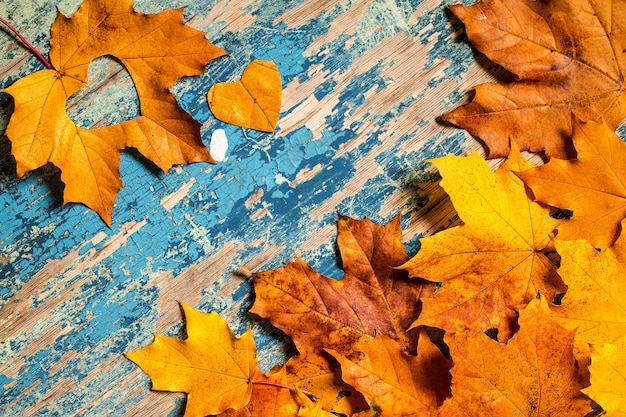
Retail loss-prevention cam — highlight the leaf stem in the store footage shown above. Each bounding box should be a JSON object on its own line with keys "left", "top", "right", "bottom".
{"left": 0, "top": 16, "right": 54, "bottom": 70}
{"left": 251, "top": 380, "right": 319, "bottom": 401}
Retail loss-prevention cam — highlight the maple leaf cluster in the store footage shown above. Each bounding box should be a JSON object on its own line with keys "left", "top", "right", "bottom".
{"left": 124, "top": 0, "right": 626, "bottom": 416}
{"left": 2, "top": 0, "right": 282, "bottom": 225}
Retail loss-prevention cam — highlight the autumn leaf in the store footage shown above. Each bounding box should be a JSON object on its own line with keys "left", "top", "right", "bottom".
{"left": 2, "top": 0, "right": 226, "bottom": 224}
{"left": 218, "top": 367, "right": 301, "bottom": 417}
{"left": 546, "top": 220, "right": 626, "bottom": 353}
{"left": 126, "top": 303, "right": 352, "bottom": 417}
{"left": 125, "top": 302, "right": 257, "bottom": 417}
{"left": 208, "top": 60, "right": 282, "bottom": 132}
{"left": 518, "top": 117, "right": 626, "bottom": 249}
{"left": 251, "top": 214, "right": 435, "bottom": 355}
{"left": 442, "top": 0, "right": 626, "bottom": 159}
{"left": 439, "top": 298, "right": 591, "bottom": 417}
{"left": 583, "top": 343, "right": 626, "bottom": 416}
{"left": 282, "top": 351, "right": 368, "bottom": 416}
{"left": 327, "top": 328, "right": 452, "bottom": 416}
{"left": 400, "top": 144, "right": 565, "bottom": 340}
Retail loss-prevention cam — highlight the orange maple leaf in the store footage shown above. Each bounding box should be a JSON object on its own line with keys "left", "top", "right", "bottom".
{"left": 2, "top": 0, "right": 226, "bottom": 224}
{"left": 442, "top": 0, "right": 626, "bottom": 159}
{"left": 518, "top": 118, "right": 626, "bottom": 249}
{"left": 251, "top": 214, "right": 435, "bottom": 354}
{"left": 400, "top": 144, "right": 565, "bottom": 340}
{"left": 326, "top": 328, "right": 452, "bottom": 416}
{"left": 439, "top": 298, "right": 591, "bottom": 417}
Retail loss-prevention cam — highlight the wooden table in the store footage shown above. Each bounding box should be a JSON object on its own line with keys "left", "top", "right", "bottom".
{"left": 0, "top": 0, "right": 500, "bottom": 415}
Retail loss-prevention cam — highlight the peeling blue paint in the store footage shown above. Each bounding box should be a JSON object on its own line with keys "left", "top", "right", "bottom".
{"left": 0, "top": 0, "right": 476, "bottom": 415}
{"left": 0, "top": 375, "right": 11, "bottom": 397}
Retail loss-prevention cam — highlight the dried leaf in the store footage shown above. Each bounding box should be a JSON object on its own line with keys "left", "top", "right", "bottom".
{"left": 251, "top": 214, "right": 435, "bottom": 354}
{"left": 439, "top": 298, "right": 591, "bottom": 417}
{"left": 125, "top": 303, "right": 257, "bottom": 417}
{"left": 442, "top": 0, "right": 626, "bottom": 159}
{"left": 401, "top": 144, "right": 564, "bottom": 340}
{"left": 3, "top": 0, "right": 226, "bottom": 224}
{"left": 208, "top": 60, "right": 282, "bottom": 132}
{"left": 518, "top": 117, "right": 626, "bottom": 249}
{"left": 583, "top": 343, "right": 626, "bottom": 416}
{"left": 326, "top": 328, "right": 451, "bottom": 416}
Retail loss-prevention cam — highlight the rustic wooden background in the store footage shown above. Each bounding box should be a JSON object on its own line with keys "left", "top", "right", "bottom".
{"left": 0, "top": 0, "right": 515, "bottom": 415}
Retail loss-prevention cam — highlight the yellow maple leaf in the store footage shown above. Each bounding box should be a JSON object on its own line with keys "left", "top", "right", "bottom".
{"left": 400, "top": 143, "right": 565, "bottom": 340}
{"left": 548, "top": 220, "right": 626, "bottom": 352}
{"left": 3, "top": 0, "right": 226, "bottom": 224}
{"left": 125, "top": 303, "right": 257, "bottom": 417}
{"left": 127, "top": 303, "right": 346, "bottom": 417}
{"left": 583, "top": 343, "right": 626, "bottom": 416}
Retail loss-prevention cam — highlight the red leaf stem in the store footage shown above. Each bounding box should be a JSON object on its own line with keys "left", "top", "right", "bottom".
{"left": 0, "top": 16, "right": 54, "bottom": 70}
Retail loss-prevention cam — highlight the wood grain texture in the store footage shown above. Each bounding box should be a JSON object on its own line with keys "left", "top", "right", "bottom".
{"left": 0, "top": 0, "right": 525, "bottom": 415}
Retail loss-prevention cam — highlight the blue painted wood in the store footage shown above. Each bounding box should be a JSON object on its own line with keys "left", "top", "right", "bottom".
{"left": 0, "top": 0, "right": 492, "bottom": 415}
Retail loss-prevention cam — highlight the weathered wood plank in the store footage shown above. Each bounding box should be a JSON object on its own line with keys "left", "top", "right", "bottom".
{"left": 0, "top": 0, "right": 501, "bottom": 415}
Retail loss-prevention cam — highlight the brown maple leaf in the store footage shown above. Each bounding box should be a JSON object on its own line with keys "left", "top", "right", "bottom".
{"left": 400, "top": 144, "right": 565, "bottom": 341}
{"left": 3, "top": 0, "right": 226, "bottom": 224}
{"left": 438, "top": 298, "right": 591, "bottom": 417}
{"left": 327, "top": 328, "right": 452, "bottom": 416}
{"left": 518, "top": 117, "right": 626, "bottom": 249}
{"left": 250, "top": 214, "right": 435, "bottom": 355}
{"left": 442, "top": 0, "right": 626, "bottom": 159}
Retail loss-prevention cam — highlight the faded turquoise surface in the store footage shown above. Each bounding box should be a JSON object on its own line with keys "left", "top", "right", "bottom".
{"left": 0, "top": 0, "right": 477, "bottom": 415}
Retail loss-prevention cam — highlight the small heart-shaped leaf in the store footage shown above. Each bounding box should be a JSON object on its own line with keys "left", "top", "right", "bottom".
{"left": 208, "top": 60, "right": 282, "bottom": 132}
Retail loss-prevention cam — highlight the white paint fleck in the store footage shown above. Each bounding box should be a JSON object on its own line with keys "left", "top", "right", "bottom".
{"left": 210, "top": 129, "right": 229, "bottom": 162}
{"left": 275, "top": 173, "right": 290, "bottom": 185}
